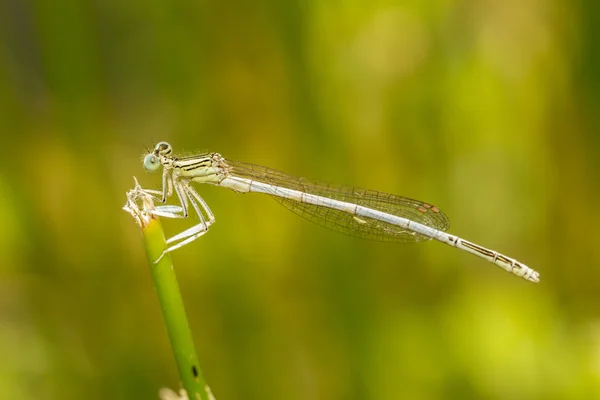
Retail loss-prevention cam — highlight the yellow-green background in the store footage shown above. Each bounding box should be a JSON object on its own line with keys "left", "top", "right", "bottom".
{"left": 1, "top": 0, "right": 599, "bottom": 399}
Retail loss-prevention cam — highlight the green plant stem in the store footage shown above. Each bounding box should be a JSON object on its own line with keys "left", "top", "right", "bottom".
{"left": 141, "top": 217, "right": 210, "bottom": 400}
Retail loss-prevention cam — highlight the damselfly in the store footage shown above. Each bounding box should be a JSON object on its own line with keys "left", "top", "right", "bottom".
{"left": 133, "top": 141, "right": 539, "bottom": 283}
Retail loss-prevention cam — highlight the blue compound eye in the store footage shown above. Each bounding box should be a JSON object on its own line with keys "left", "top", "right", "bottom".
{"left": 143, "top": 153, "right": 161, "bottom": 172}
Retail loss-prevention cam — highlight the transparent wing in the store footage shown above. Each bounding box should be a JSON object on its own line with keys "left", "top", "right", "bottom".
{"left": 227, "top": 160, "right": 450, "bottom": 243}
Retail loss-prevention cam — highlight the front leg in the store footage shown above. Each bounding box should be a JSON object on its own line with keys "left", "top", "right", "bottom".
{"left": 162, "top": 168, "right": 173, "bottom": 202}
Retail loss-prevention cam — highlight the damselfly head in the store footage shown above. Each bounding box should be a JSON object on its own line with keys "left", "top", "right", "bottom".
{"left": 144, "top": 141, "right": 173, "bottom": 172}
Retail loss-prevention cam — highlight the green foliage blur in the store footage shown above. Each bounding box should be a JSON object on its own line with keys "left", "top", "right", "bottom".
{"left": 1, "top": 0, "right": 599, "bottom": 399}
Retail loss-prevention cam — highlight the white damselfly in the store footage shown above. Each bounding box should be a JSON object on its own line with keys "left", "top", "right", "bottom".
{"left": 131, "top": 141, "right": 539, "bottom": 283}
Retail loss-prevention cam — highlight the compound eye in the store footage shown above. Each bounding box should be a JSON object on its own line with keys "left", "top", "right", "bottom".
{"left": 143, "top": 153, "right": 161, "bottom": 172}
{"left": 154, "top": 141, "right": 172, "bottom": 155}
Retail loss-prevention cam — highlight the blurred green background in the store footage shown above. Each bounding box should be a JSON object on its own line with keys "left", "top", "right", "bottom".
{"left": 1, "top": 0, "right": 599, "bottom": 399}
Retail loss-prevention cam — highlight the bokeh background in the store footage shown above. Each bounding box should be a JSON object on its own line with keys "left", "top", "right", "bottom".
{"left": 1, "top": 0, "right": 599, "bottom": 399}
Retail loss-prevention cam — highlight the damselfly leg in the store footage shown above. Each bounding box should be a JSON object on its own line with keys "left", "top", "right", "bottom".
{"left": 124, "top": 177, "right": 215, "bottom": 262}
